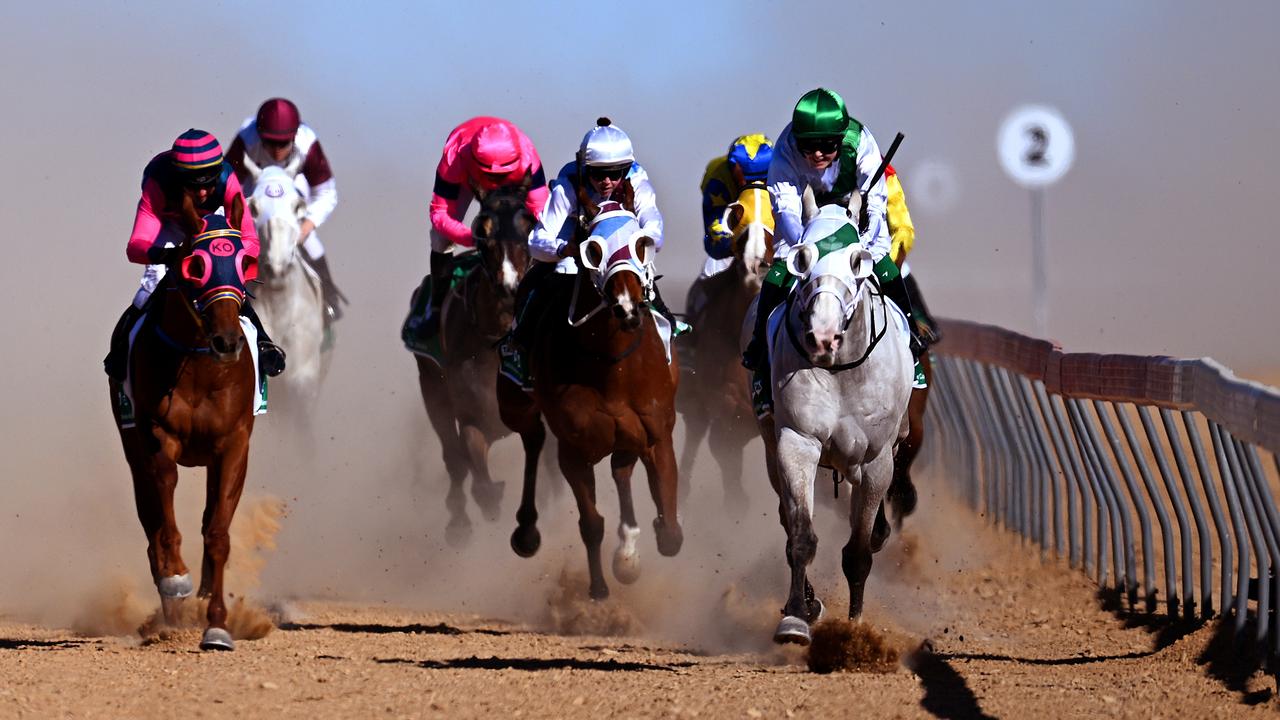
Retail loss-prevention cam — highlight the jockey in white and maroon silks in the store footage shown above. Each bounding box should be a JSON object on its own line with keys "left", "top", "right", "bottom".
{"left": 417, "top": 116, "right": 551, "bottom": 338}
{"left": 226, "top": 98, "right": 346, "bottom": 322}
{"left": 105, "top": 129, "right": 284, "bottom": 381}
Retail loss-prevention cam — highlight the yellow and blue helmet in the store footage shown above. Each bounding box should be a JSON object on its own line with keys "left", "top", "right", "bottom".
{"left": 726, "top": 134, "right": 773, "bottom": 182}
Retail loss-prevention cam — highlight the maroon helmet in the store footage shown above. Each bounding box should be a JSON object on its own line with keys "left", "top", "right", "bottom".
{"left": 256, "top": 98, "right": 301, "bottom": 142}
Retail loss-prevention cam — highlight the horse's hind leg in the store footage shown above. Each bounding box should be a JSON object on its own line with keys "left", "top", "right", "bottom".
{"left": 461, "top": 423, "right": 504, "bottom": 522}
{"left": 888, "top": 356, "right": 931, "bottom": 527}
{"left": 709, "top": 423, "right": 749, "bottom": 519}
{"left": 774, "top": 427, "right": 821, "bottom": 645}
{"left": 677, "top": 409, "right": 709, "bottom": 502}
{"left": 844, "top": 452, "right": 894, "bottom": 620}
{"left": 197, "top": 441, "right": 250, "bottom": 651}
{"left": 510, "top": 420, "right": 545, "bottom": 558}
{"left": 559, "top": 447, "right": 608, "bottom": 600}
{"left": 127, "top": 447, "right": 191, "bottom": 626}
{"left": 610, "top": 452, "right": 642, "bottom": 585}
{"left": 418, "top": 359, "right": 472, "bottom": 546}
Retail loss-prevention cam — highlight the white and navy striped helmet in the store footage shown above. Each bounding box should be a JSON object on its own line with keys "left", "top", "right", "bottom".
{"left": 580, "top": 117, "right": 634, "bottom": 168}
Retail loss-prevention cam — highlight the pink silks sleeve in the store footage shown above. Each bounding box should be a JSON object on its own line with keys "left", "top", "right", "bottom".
{"left": 223, "top": 173, "right": 259, "bottom": 257}
{"left": 126, "top": 179, "right": 167, "bottom": 264}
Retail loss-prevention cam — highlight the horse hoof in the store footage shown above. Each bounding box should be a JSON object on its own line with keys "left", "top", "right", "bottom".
{"left": 806, "top": 597, "right": 826, "bottom": 625}
{"left": 773, "top": 616, "right": 812, "bottom": 646}
{"left": 888, "top": 479, "right": 918, "bottom": 525}
{"left": 445, "top": 518, "right": 473, "bottom": 548}
{"left": 509, "top": 525, "right": 541, "bottom": 558}
{"left": 157, "top": 574, "right": 194, "bottom": 598}
{"left": 200, "top": 627, "right": 235, "bottom": 652}
{"left": 472, "top": 482, "right": 506, "bottom": 523}
{"left": 653, "top": 519, "right": 683, "bottom": 557}
{"left": 725, "top": 491, "right": 750, "bottom": 520}
{"left": 589, "top": 583, "right": 610, "bottom": 601}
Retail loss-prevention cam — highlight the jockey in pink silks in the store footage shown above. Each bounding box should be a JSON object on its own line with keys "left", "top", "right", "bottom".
{"left": 418, "top": 116, "right": 550, "bottom": 338}
{"left": 105, "top": 129, "right": 284, "bottom": 381}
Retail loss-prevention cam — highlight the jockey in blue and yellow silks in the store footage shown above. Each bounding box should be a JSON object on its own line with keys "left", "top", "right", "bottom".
{"left": 883, "top": 163, "right": 942, "bottom": 344}
{"left": 699, "top": 134, "right": 774, "bottom": 277}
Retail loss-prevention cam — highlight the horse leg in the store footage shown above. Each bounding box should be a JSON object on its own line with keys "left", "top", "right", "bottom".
{"left": 610, "top": 452, "right": 642, "bottom": 585}
{"left": 559, "top": 447, "right": 608, "bottom": 600}
{"left": 197, "top": 440, "right": 250, "bottom": 651}
{"left": 709, "top": 422, "right": 749, "bottom": 520}
{"left": 640, "top": 434, "right": 684, "bottom": 557}
{"left": 677, "top": 409, "right": 709, "bottom": 502}
{"left": 773, "top": 427, "right": 821, "bottom": 645}
{"left": 510, "top": 420, "right": 545, "bottom": 558}
{"left": 128, "top": 447, "right": 191, "bottom": 626}
{"left": 418, "top": 358, "right": 472, "bottom": 546}
{"left": 844, "top": 451, "right": 894, "bottom": 621}
{"left": 460, "top": 423, "right": 504, "bottom": 522}
{"left": 888, "top": 378, "right": 929, "bottom": 528}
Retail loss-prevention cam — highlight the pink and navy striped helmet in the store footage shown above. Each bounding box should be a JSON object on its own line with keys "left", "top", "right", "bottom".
{"left": 170, "top": 129, "right": 224, "bottom": 177}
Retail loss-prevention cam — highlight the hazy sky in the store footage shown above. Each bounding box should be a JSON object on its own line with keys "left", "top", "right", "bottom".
{"left": 1, "top": 0, "right": 1278, "bottom": 616}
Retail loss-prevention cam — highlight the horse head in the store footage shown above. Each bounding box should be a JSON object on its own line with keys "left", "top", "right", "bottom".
{"left": 577, "top": 201, "right": 654, "bottom": 331}
{"left": 172, "top": 209, "right": 258, "bottom": 362}
{"left": 723, "top": 183, "right": 775, "bottom": 290}
{"left": 246, "top": 165, "right": 305, "bottom": 285}
{"left": 471, "top": 179, "right": 533, "bottom": 304}
{"left": 787, "top": 205, "right": 875, "bottom": 367}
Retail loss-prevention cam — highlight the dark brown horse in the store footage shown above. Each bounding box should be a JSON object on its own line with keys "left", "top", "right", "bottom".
{"left": 677, "top": 183, "right": 774, "bottom": 516}
{"left": 108, "top": 199, "right": 260, "bottom": 651}
{"left": 886, "top": 350, "right": 931, "bottom": 528}
{"left": 499, "top": 193, "right": 682, "bottom": 600}
{"left": 414, "top": 182, "right": 533, "bottom": 545}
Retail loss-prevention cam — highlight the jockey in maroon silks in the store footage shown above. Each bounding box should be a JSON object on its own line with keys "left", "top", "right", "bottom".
{"left": 105, "top": 129, "right": 285, "bottom": 381}
{"left": 226, "top": 98, "right": 346, "bottom": 322}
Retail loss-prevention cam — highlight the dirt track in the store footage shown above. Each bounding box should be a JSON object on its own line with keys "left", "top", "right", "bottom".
{"left": 1, "top": 472, "right": 1275, "bottom": 720}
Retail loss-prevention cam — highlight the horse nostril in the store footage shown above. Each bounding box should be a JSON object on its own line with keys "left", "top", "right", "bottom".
{"left": 613, "top": 305, "right": 627, "bottom": 319}
{"left": 804, "top": 331, "right": 816, "bottom": 347}
{"left": 833, "top": 333, "right": 843, "bottom": 345}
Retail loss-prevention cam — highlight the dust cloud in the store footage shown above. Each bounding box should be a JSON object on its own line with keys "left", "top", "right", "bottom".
{"left": 1, "top": 1, "right": 1277, "bottom": 657}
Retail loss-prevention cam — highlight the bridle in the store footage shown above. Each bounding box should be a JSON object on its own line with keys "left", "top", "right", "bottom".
{"left": 782, "top": 263, "right": 888, "bottom": 373}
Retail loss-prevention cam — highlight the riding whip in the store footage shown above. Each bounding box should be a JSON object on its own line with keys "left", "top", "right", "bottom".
{"left": 858, "top": 132, "right": 905, "bottom": 234}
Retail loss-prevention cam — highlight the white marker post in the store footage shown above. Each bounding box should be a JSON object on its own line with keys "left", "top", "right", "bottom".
{"left": 998, "top": 106, "right": 1074, "bottom": 338}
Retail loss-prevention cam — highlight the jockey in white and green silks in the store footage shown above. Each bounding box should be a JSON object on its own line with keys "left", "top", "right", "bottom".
{"left": 744, "top": 88, "right": 927, "bottom": 417}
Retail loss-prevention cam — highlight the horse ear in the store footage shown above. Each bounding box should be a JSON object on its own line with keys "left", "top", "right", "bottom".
{"left": 178, "top": 192, "right": 203, "bottom": 236}
{"left": 850, "top": 248, "right": 873, "bottom": 279}
{"left": 617, "top": 178, "right": 636, "bottom": 214}
{"left": 246, "top": 195, "right": 258, "bottom": 220}
{"left": 520, "top": 170, "right": 533, "bottom": 190}
{"left": 725, "top": 203, "right": 747, "bottom": 256}
{"left": 787, "top": 242, "right": 819, "bottom": 278}
{"left": 228, "top": 195, "right": 244, "bottom": 230}
{"left": 576, "top": 183, "right": 599, "bottom": 221}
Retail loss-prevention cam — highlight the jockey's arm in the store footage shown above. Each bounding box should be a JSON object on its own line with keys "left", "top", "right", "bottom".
{"left": 630, "top": 172, "right": 664, "bottom": 251}
{"left": 854, "top": 129, "right": 891, "bottom": 263}
{"left": 528, "top": 179, "right": 574, "bottom": 262}
{"left": 429, "top": 174, "right": 476, "bottom": 249}
{"left": 301, "top": 141, "right": 338, "bottom": 234}
{"left": 700, "top": 161, "right": 735, "bottom": 259}
{"left": 522, "top": 164, "right": 550, "bottom": 221}
{"left": 126, "top": 181, "right": 167, "bottom": 264}
{"left": 885, "top": 171, "right": 915, "bottom": 265}
{"left": 225, "top": 135, "right": 250, "bottom": 185}
{"left": 223, "top": 173, "right": 260, "bottom": 257}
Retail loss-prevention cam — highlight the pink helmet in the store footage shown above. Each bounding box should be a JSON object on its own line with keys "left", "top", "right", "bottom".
{"left": 470, "top": 122, "right": 522, "bottom": 177}
{"left": 256, "top": 98, "right": 301, "bottom": 142}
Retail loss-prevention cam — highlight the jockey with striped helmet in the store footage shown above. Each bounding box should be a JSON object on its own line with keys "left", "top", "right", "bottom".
{"left": 699, "top": 133, "right": 774, "bottom": 275}
{"left": 499, "top": 118, "right": 678, "bottom": 390}
{"left": 226, "top": 98, "right": 346, "bottom": 323}
{"left": 105, "top": 129, "right": 285, "bottom": 381}
{"left": 417, "top": 117, "right": 551, "bottom": 339}
{"left": 744, "top": 88, "right": 926, "bottom": 416}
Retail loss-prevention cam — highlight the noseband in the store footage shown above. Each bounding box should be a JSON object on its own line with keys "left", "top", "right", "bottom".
{"left": 783, "top": 273, "right": 887, "bottom": 373}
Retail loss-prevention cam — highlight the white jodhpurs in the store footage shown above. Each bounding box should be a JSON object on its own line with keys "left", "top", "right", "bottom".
{"left": 303, "top": 230, "right": 324, "bottom": 261}
{"left": 130, "top": 221, "right": 187, "bottom": 308}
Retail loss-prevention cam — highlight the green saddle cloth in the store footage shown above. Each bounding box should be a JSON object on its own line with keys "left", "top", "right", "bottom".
{"left": 401, "top": 254, "right": 483, "bottom": 362}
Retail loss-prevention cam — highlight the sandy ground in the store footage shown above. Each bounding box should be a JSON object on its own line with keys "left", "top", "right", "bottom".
{"left": 1, "top": 472, "right": 1275, "bottom": 720}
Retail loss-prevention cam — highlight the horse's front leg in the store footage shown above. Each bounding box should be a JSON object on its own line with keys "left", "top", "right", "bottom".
{"left": 460, "top": 422, "right": 504, "bottom": 522}
{"left": 709, "top": 421, "right": 749, "bottom": 520}
{"left": 559, "top": 446, "right": 608, "bottom": 600}
{"left": 610, "top": 452, "right": 642, "bottom": 584}
{"left": 510, "top": 418, "right": 545, "bottom": 558}
{"left": 197, "top": 437, "right": 250, "bottom": 651}
{"left": 418, "top": 358, "right": 472, "bottom": 546}
{"left": 773, "top": 426, "right": 822, "bottom": 645}
{"left": 888, "top": 362, "right": 930, "bottom": 527}
{"left": 677, "top": 407, "right": 709, "bottom": 502}
{"left": 640, "top": 433, "right": 683, "bottom": 557}
{"left": 127, "top": 438, "right": 191, "bottom": 626}
{"left": 845, "top": 449, "right": 894, "bottom": 620}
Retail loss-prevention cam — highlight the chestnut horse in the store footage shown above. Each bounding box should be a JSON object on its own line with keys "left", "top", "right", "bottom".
{"left": 677, "top": 183, "right": 773, "bottom": 516}
{"left": 499, "top": 194, "right": 682, "bottom": 600}
{"left": 108, "top": 200, "right": 260, "bottom": 651}
{"left": 413, "top": 182, "right": 532, "bottom": 544}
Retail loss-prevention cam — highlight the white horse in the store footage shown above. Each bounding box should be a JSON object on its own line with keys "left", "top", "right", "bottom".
{"left": 742, "top": 204, "right": 914, "bottom": 645}
{"left": 244, "top": 161, "right": 329, "bottom": 405}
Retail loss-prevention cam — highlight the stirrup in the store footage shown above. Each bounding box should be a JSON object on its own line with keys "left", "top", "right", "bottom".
{"left": 259, "top": 341, "right": 286, "bottom": 377}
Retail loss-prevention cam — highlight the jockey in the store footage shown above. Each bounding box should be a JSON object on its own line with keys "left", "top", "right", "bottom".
{"left": 105, "top": 129, "right": 285, "bottom": 381}
{"left": 500, "top": 117, "right": 677, "bottom": 389}
{"left": 418, "top": 116, "right": 550, "bottom": 339}
{"left": 226, "top": 98, "right": 345, "bottom": 322}
{"left": 883, "top": 163, "right": 942, "bottom": 345}
{"left": 744, "top": 88, "right": 926, "bottom": 416}
{"left": 699, "top": 133, "right": 774, "bottom": 276}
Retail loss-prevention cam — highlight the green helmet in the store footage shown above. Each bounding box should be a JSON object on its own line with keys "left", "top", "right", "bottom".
{"left": 791, "top": 88, "right": 850, "bottom": 139}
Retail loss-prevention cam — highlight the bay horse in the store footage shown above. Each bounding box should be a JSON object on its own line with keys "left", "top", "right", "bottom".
{"left": 243, "top": 161, "right": 330, "bottom": 407}
{"left": 108, "top": 199, "right": 261, "bottom": 651}
{"left": 413, "top": 181, "right": 532, "bottom": 544}
{"left": 499, "top": 193, "right": 682, "bottom": 600}
{"left": 742, "top": 205, "right": 913, "bottom": 645}
{"left": 677, "top": 182, "right": 773, "bottom": 517}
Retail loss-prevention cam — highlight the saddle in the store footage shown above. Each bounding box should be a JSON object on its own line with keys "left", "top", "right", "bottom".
{"left": 401, "top": 252, "right": 483, "bottom": 359}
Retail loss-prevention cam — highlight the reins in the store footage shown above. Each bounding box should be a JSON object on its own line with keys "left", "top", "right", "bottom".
{"left": 782, "top": 275, "right": 888, "bottom": 373}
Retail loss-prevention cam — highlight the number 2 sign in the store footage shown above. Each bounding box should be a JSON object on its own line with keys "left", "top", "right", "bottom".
{"left": 998, "top": 106, "right": 1074, "bottom": 188}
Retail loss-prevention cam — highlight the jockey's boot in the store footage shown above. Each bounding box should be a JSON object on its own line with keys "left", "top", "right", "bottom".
{"left": 104, "top": 303, "right": 145, "bottom": 381}
{"left": 742, "top": 280, "right": 788, "bottom": 371}
{"left": 648, "top": 284, "right": 689, "bottom": 335}
{"left": 883, "top": 273, "right": 927, "bottom": 388}
{"left": 309, "top": 254, "right": 346, "bottom": 323}
{"left": 903, "top": 273, "right": 942, "bottom": 346}
{"left": 420, "top": 251, "right": 452, "bottom": 339}
{"left": 242, "top": 304, "right": 286, "bottom": 377}
{"left": 751, "top": 362, "right": 773, "bottom": 418}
